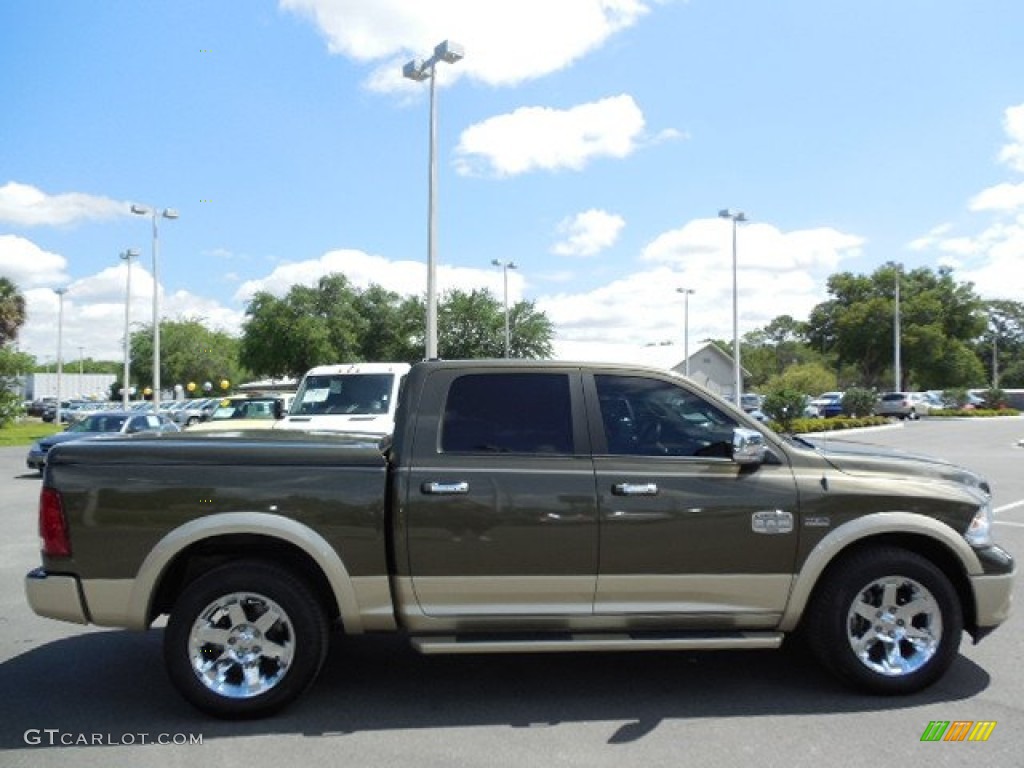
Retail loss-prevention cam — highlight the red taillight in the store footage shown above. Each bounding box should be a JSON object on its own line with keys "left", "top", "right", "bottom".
{"left": 39, "top": 488, "right": 71, "bottom": 557}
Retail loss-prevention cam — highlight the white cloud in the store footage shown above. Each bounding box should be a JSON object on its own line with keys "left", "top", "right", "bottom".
{"left": 279, "top": 0, "right": 653, "bottom": 91}
{"left": 234, "top": 247, "right": 524, "bottom": 305}
{"left": 944, "top": 216, "right": 1024, "bottom": 301}
{"left": 969, "top": 181, "right": 1024, "bottom": 212}
{"left": 539, "top": 218, "right": 864, "bottom": 351}
{"left": 907, "top": 105, "right": 1024, "bottom": 299}
{"left": 0, "top": 235, "right": 70, "bottom": 287}
{"left": 997, "top": 103, "right": 1024, "bottom": 173}
{"left": 16, "top": 262, "right": 246, "bottom": 363}
{"left": 455, "top": 95, "right": 647, "bottom": 177}
{"left": 0, "top": 182, "right": 128, "bottom": 227}
{"left": 552, "top": 209, "right": 625, "bottom": 256}
{"left": 641, "top": 218, "right": 864, "bottom": 273}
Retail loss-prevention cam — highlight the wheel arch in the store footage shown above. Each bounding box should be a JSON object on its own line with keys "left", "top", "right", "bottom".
{"left": 781, "top": 512, "right": 981, "bottom": 636}
{"left": 129, "top": 512, "right": 365, "bottom": 633}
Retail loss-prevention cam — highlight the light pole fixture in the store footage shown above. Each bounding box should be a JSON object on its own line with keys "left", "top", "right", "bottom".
{"left": 120, "top": 248, "right": 140, "bottom": 408}
{"left": 718, "top": 209, "right": 747, "bottom": 404}
{"left": 403, "top": 40, "right": 465, "bottom": 360}
{"left": 676, "top": 288, "right": 695, "bottom": 377}
{"left": 491, "top": 259, "right": 518, "bottom": 358}
{"left": 54, "top": 287, "right": 67, "bottom": 424}
{"left": 131, "top": 203, "right": 179, "bottom": 406}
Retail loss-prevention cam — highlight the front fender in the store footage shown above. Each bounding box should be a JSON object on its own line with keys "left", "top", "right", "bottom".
{"left": 779, "top": 511, "right": 981, "bottom": 632}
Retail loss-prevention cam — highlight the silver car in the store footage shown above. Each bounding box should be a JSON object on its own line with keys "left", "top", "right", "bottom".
{"left": 875, "top": 391, "right": 931, "bottom": 420}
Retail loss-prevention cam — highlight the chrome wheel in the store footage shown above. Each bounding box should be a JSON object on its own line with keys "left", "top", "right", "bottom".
{"left": 846, "top": 575, "right": 941, "bottom": 677}
{"left": 806, "top": 547, "right": 961, "bottom": 695}
{"left": 187, "top": 591, "right": 296, "bottom": 699}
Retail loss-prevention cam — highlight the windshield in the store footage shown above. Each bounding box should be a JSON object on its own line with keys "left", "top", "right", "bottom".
{"left": 290, "top": 373, "right": 395, "bottom": 416}
{"left": 210, "top": 398, "right": 280, "bottom": 421}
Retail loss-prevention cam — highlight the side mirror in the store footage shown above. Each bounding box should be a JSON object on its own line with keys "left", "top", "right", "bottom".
{"left": 732, "top": 427, "right": 766, "bottom": 466}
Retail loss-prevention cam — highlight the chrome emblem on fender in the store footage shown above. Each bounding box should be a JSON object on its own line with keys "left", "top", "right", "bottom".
{"left": 752, "top": 510, "right": 794, "bottom": 534}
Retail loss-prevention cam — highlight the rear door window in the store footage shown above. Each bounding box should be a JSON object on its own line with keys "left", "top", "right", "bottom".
{"left": 441, "top": 373, "right": 574, "bottom": 454}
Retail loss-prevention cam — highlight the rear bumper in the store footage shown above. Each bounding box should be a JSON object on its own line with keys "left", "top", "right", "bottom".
{"left": 25, "top": 568, "right": 89, "bottom": 624}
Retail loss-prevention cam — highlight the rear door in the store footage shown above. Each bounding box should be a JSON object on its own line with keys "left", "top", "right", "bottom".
{"left": 588, "top": 372, "right": 800, "bottom": 627}
{"left": 402, "top": 368, "right": 599, "bottom": 617}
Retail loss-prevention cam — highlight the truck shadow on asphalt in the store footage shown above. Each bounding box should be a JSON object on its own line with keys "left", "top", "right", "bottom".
{"left": 0, "top": 629, "right": 991, "bottom": 749}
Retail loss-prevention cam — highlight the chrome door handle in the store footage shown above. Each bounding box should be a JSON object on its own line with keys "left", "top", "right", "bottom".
{"left": 422, "top": 481, "right": 470, "bottom": 495}
{"left": 612, "top": 482, "right": 659, "bottom": 496}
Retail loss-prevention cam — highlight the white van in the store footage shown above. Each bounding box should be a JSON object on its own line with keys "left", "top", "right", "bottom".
{"left": 273, "top": 362, "right": 410, "bottom": 436}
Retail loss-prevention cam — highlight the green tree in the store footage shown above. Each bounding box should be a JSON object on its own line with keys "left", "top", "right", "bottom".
{"left": 764, "top": 361, "right": 838, "bottom": 396}
{"left": 240, "top": 276, "right": 555, "bottom": 377}
{"left": 806, "top": 265, "right": 986, "bottom": 389}
{"left": 0, "top": 345, "right": 33, "bottom": 425}
{"left": 761, "top": 388, "right": 808, "bottom": 433}
{"left": 240, "top": 274, "right": 422, "bottom": 378}
{"left": 436, "top": 288, "right": 553, "bottom": 359}
{"left": 130, "top": 318, "right": 244, "bottom": 395}
{"left": 980, "top": 300, "right": 1024, "bottom": 388}
{"left": 0, "top": 277, "right": 27, "bottom": 347}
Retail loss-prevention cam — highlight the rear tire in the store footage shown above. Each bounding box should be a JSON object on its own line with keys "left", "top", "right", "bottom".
{"left": 164, "top": 561, "right": 329, "bottom": 718}
{"left": 805, "top": 547, "right": 962, "bottom": 695}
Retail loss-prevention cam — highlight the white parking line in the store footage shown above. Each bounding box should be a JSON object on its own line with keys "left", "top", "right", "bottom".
{"left": 994, "top": 499, "right": 1024, "bottom": 515}
{"left": 995, "top": 521, "right": 1024, "bottom": 528}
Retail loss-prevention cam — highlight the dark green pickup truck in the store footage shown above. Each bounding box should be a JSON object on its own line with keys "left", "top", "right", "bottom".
{"left": 26, "top": 360, "right": 1015, "bottom": 718}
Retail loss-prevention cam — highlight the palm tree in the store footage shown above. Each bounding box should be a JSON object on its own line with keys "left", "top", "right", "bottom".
{"left": 0, "top": 277, "right": 27, "bottom": 347}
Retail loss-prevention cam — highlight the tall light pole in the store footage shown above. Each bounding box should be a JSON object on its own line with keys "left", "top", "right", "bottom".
{"left": 54, "top": 288, "right": 67, "bottom": 424}
{"left": 676, "top": 288, "right": 695, "bottom": 377}
{"left": 491, "top": 259, "right": 517, "bottom": 357}
{"left": 120, "top": 248, "right": 140, "bottom": 408}
{"left": 131, "top": 204, "right": 178, "bottom": 406}
{"left": 718, "top": 209, "right": 747, "bottom": 403}
{"left": 403, "top": 40, "right": 465, "bottom": 360}
{"left": 893, "top": 265, "right": 902, "bottom": 391}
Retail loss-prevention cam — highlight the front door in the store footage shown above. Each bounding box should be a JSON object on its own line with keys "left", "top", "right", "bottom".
{"left": 589, "top": 373, "right": 799, "bottom": 627}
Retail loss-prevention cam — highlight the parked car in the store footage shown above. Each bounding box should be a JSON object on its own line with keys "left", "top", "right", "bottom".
{"left": 875, "top": 391, "right": 931, "bottom": 420}
{"left": 810, "top": 391, "right": 844, "bottom": 418}
{"left": 26, "top": 410, "right": 180, "bottom": 474}
{"left": 186, "top": 395, "right": 288, "bottom": 432}
{"left": 175, "top": 397, "right": 219, "bottom": 427}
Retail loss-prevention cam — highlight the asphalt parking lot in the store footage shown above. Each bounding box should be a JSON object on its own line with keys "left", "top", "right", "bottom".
{"left": 0, "top": 418, "right": 1022, "bottom": 768}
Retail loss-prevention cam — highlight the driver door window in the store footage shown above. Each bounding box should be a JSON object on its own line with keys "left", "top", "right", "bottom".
{"left": 595, "top": 375, "right": 737, "bottom": 458}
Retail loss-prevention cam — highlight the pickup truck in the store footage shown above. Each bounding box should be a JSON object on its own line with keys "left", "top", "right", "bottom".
{"left": 273, "top": 362, "right": 409, "bottom": 435}
{"left": 26, "top": 360, "right": 1015, "bottom": 718}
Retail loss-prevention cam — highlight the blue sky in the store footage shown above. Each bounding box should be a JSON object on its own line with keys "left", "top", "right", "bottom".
{"left": 2, "top": 0, "right": 1023, "bottom": 365}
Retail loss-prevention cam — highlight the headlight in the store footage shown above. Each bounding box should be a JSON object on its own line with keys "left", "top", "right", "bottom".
{"left": 964, "top": 502, "right": 993, "bottom": 548}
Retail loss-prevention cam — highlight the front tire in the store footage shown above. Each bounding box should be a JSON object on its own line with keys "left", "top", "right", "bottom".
{"left": 164, "top": 561, "right": 329, "bottom": 718}
{"left": 805, "top": 547, "right": 962, "bottom": 695}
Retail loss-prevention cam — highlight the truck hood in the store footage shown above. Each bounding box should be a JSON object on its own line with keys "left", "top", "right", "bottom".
{"left": 809, "top": 439, "right": 990, "bottom": 495}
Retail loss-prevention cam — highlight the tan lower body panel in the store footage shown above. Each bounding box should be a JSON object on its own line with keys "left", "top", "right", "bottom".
{"left": 396, "top": 574, "right": 790, "bottom": 633}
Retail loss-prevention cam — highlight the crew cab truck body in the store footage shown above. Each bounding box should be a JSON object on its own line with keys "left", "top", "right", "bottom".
{"left": 26, "top": 360, "right": 1015, "bottom": 718}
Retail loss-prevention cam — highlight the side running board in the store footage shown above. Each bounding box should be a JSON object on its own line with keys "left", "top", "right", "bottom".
{"left": 411, "top": 631, "right": 783, "bottom": 655}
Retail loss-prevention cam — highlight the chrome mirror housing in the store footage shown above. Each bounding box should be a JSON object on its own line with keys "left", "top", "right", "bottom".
{"left": 732, "top": 427, "right": 766, "bottom": 466}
